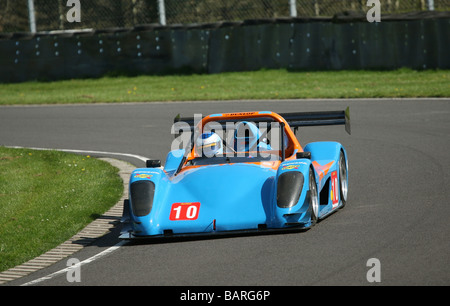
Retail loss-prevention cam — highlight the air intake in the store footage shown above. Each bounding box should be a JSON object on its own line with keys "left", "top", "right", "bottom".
{"left": 130, "top": 180, "right": 155, "bottom": 217}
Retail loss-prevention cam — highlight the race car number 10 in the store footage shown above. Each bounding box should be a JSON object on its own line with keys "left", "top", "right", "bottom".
{"left": 331, "top": 171, "right": 339, "bottom": 208}
{"left": 170, "top": 202, "right": 201, "bottom": 220}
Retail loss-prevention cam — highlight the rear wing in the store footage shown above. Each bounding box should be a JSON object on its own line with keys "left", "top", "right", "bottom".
{"left": 279, "top": 106, "right": 351, "bottom": 135}
{"left": 174, "top": 107, "right": 351, "bottom": 135}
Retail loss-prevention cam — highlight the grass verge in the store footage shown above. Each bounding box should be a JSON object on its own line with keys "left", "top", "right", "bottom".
{"left": 0, "top": 68, "right": 448, "bottom": 105}
{"left": 0, "top": 147, "right": 123, "bottom": 272}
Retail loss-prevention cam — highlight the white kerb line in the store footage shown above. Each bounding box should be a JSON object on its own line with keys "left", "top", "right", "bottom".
{"left": 6, "top": 146, "right": 150, "bottom": 163}
{"left": 21, "top": 241, "right": 127, "bottom": 286}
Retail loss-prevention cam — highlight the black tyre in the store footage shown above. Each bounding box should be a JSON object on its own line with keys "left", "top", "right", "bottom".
{"left": 339, "top": 151, "right": 348, "bottom": 208}
{"left": 309, "top": 167, "right": 319, "bottom": 225}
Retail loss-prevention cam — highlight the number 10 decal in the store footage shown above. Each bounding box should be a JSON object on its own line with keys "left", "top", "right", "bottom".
{"left": 170, "top": 202, "right": 201, "bottom": 220}
{"left": 331, "top": 171, "right": 339, "bottom": 208}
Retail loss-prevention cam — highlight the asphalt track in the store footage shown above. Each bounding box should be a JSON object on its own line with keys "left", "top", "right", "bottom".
{"left": 1, "top": 98, "right": 449, "bottom": 286}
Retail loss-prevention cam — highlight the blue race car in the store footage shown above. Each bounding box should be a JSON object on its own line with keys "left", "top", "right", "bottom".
{"left": 120, "top": 108, "right": 350, "bottom": 240}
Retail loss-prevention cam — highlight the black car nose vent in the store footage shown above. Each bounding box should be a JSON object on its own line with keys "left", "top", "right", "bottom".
{"left": 277, "top": 171, "right": 304, "bottom": 208}
{"left": 130, "top": 180, "right": 155, "bottom": 217}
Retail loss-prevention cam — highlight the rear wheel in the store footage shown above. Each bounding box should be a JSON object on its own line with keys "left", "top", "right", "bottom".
{"left": 339, "top": 151, "right": 348, "bottom": 208}
{"left": 309, "top": 168, "right": 319, "bottom": 225}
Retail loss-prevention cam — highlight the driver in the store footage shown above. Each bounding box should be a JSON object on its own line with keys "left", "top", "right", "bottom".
{"left": 195, "top": 132, "right": 223, "bottom": 158}
{"left": 234, "top": 121, "right": 271, "bottom": 152}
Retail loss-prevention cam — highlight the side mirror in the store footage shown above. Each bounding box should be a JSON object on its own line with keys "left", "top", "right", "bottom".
{"left": 296, "top": 152, "right": 311, "bottom": 159}
{"left": 146, "top": 160, "right": 161, "bottom": 168}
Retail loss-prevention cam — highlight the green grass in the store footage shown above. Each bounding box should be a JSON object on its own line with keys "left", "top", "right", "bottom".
{"left": 0, "top": 69, "right": 448, "bottom": 105}
{"left": 0, "top": 147, "right": 123, "bottom": 272}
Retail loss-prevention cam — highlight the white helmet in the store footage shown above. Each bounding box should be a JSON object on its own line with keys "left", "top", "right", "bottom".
{"left": 196, "top": 132, "right": 223, "bottom": 157}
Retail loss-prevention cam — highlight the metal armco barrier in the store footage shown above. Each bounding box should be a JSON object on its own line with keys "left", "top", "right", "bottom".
{"left": 0, "top": 12, "right": 449, "bottom": 83}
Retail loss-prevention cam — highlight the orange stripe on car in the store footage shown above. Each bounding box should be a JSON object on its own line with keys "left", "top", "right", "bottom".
{"left": 312, "top": 160, "right": 335, "bottom": 182}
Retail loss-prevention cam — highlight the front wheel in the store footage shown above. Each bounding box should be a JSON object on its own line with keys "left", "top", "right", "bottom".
{"left": 339, "top": 151, "right": 348, "bottom": 208}
{"left": 309, "top": 167, "right": 319, "bottom": 225}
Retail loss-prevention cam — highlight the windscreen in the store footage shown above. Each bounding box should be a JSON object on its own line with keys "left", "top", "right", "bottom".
{"left": 188, "top": 117, "right": 288, "bottom": 165}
